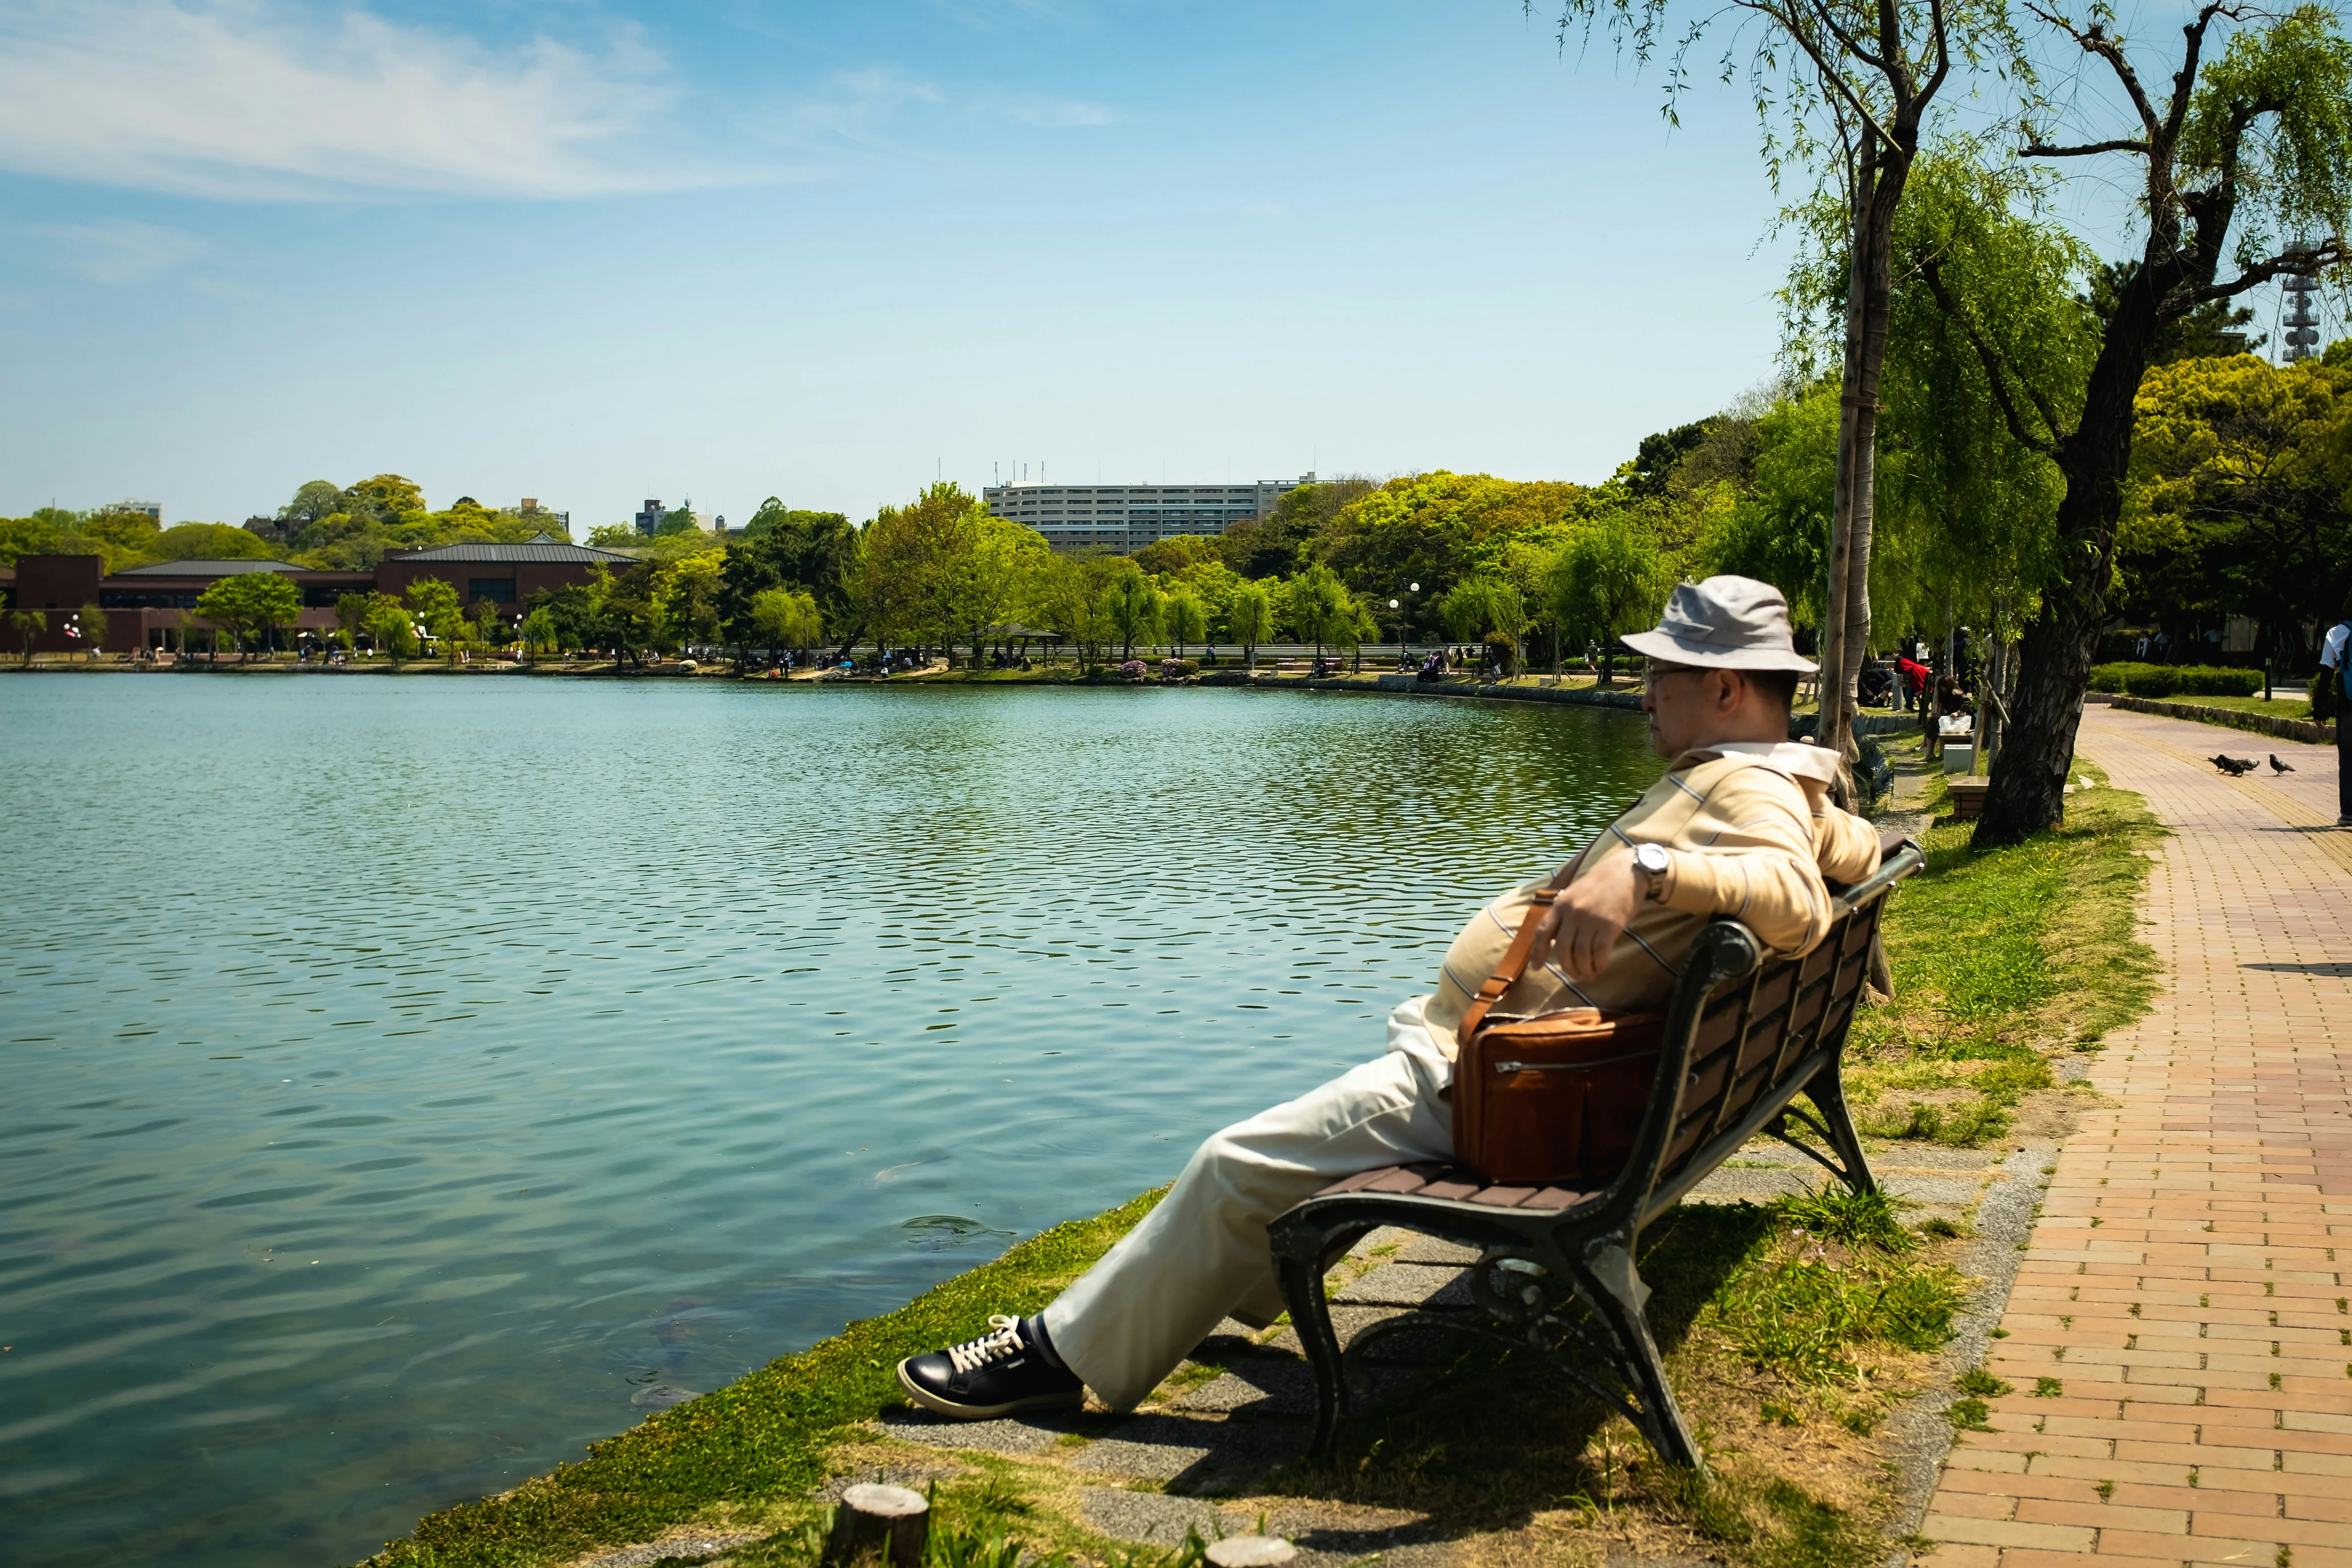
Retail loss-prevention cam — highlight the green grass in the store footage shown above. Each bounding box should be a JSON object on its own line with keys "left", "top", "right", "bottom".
{"left": 1848, "top": 759, "right": 2164, "bottom": 1145}
{"left": 356, "top": 1189, "right": 1166, "bottom": 1568}
{"left": 2132, "top": 690, "right": 2314, "bottom": 719}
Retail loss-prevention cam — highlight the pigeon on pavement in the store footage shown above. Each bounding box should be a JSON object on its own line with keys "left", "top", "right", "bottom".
{"left": 2210, "top": 755, "right": 2259, "bottom": 776}
{"left": 2270, "top": 755, "right": 2295, "bottom": 774}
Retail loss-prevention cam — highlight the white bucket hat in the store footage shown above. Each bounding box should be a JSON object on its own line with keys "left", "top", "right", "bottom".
{"left": 1621, "top": 576, "right": 1817, "bottom": 673}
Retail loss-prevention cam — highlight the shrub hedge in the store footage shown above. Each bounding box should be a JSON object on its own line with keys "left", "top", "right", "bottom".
{"left": 2086, "top": 662, "right": 2260, "bottom": 698}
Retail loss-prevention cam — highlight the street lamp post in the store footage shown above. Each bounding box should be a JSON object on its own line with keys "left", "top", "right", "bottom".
{"left": 1391, "top": 583, "right": 1419, "bottom": 669}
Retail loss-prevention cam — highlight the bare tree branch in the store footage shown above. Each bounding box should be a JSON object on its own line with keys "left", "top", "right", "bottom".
{"left": 2024, "top": 2, "right": 2164, "bottom": 137}
{"left": 2190, "top": 240, "right": 2352, "bottom": 305}
{"left": 2022, "top": 138, "right": 2153, "bottom": 157}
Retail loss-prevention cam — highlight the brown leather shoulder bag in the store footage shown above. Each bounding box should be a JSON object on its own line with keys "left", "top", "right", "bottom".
{"left": 1451, "top": 881, "right": 1664, "bottom": 1187}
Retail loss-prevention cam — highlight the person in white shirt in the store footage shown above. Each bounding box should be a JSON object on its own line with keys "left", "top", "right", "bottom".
{"left": 2320, "top": 588, "right": 2352, "bottom": 826}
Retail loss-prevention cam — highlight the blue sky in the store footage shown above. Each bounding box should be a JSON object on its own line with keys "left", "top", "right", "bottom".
{"left": 0, "top": 0, "right": 2217, "bottom": 530}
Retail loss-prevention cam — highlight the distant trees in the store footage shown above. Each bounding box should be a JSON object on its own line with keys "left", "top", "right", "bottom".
{"left": 1099, "top": 565, "right": 1163, "bottom": 661}
{"left": 1549, "top": 516, "right": 1670, "bottom": 686}
{"left": 519, "top": 607, "right": 559, "bottom": 659}
{"left": 403, "top": 578, "right": 466, "bottom": 660}
{"left": 1227, "top": 581, "right": 1275, "bottom": 671}
{"left": 1163, "top": 586, "right": 1209, "bottom": 659}
{"left": 9, "top": 607, "right": 42, "bottom": 665}
{"left": 194, "top": 572, "right": 302, "bottom": 659}
{"left": 748, "top": 588, "right": 824, "bottom": 661}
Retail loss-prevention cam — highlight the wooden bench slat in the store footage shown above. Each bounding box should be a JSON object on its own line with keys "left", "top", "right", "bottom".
{"left": 1362, "top": 1168, "right": 1431, "bottom": 1194}
{"left": 1522, "top": 1186, "right": 1588, "bottom": 1211}
{"left": 1315, "top": 1168, "right": 1394, "bottom": 1197}
{"left": 1468, "top": 1184, "right": 1538, "bottom": 1207}
{"left": 1417, "top": 1179, "right": 1481, "bottom": 1201}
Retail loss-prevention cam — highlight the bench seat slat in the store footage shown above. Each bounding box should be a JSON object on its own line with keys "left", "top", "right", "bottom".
{"left": 1315, "top": 1168, "right": 1394, "bottom": 1197}
{"left": 1362, "top": 1168, "right": 1431, "bottom": 1194}
{"left": 1469, "top": 1184, "right": 1538, "bottom": 1207}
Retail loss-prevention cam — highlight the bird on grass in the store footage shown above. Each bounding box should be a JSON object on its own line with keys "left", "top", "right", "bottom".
{"left": 2210, "top": 755, "right": 2259, "bottom": 776}
{"left": 2270, "top": 755, "right": 2295, "bottom": 774}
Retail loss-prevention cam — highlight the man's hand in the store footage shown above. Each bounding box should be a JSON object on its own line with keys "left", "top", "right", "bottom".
{"left": 1539, "top": 853, "right": 1648, "bottom": 983}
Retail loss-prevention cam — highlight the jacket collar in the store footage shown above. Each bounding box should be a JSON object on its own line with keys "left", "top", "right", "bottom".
{"left": 1674, "top": 739, "right": 1840, "bottom": 784}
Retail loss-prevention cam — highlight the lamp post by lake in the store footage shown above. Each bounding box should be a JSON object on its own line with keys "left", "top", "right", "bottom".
{"left": 1390, "top": 582, "right": 1418, "bottom": 669}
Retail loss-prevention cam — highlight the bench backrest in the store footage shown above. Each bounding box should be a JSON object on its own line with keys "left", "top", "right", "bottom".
{"left": 1605, "top": 842, "right": 1922, "bottom": 1229}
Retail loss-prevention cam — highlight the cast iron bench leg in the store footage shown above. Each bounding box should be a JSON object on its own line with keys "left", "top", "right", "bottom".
{"left": 1575, "top": 1237, "right": 1706, "bottom": 1472}
{"left": 1272, "top": 1229, "right": 1348, "bottom": 1461}
{"left": 1802, "top": 1058, "right": 1878, "bottom": 1195}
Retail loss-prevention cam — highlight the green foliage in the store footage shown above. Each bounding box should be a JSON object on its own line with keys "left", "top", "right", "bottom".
{"left": 1162, "top": 586, "right": 1208, "bottom": 655}
{"left": 748, "top": 588, "right": 824, "bottom": 653}
{"left": 154, "top": 522, "right": 282, "bottom": 562}
{"left": 1715, "top": 1230, "right": 1962, "bottom": 1382}
{"left": 2179, "top": 6, "right": 2352, "bottom": 256}
{"left": 192, "top": 571, "right": 302, "bottom": 657}
{"left": 1098, "top": 564, "right": 1164, "bottom": 659}
{"left": 1547, "top": 509, "right": 1670, "bottom": 683}
{"left": 1947, "top": 1397, "right": 1993, "bottom": 1432}
{"left": 1954, "top": 1366, "right": 2012, "bottom": 1398}
{"left": 1698, "top": 384, "right": 1836, "bottom": 626}
{"left": 1226, "top": 580, "right": 1274, "bottom": 658}
{"left": 1771, "top": 1183, "right": 1917, "bottom": 1254}
{"left": 2086, "top": 663, "right": 2262, "bottom": 698}
{"left": 1282, "top": 563, "right": 1361, "bottom": 657}
{"left": 1311, "top": 472, "right": 1583, "bottom": 634}
{"left": 2120, "top": 355, "right": 2352, "bottom": 660}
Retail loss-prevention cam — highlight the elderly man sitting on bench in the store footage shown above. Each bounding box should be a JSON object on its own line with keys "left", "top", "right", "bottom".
{"left": 897, "top": 575, "right": 1882, "bottom": 1420}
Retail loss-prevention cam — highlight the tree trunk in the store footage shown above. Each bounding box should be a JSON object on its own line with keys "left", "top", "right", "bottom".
{"left": 1974, "top": 268, "right": 2155, "bottom": 845}
{"left": 1821, "top": 129, "right": 1901, "bottom": 798}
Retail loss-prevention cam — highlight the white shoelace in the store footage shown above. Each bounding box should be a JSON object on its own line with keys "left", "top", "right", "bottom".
{"left": 944, "top": 1314, "right": 1026, "bottom": 1376}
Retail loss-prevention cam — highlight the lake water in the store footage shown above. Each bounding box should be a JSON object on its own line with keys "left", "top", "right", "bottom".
{"left": 0, "top": 676, "right": 1658, "bottom": 1567}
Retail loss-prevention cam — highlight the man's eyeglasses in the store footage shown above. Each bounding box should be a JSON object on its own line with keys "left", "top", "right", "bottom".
{"left": 1643, "top": 660, "right": 1706, "bottom": 690}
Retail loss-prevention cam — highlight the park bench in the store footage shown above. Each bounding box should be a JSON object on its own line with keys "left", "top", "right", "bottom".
{"left": 1268, "top": 835, "right": 1924, "bottom": 1474}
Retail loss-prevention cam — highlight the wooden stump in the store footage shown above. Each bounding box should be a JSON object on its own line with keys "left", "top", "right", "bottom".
{"left": 825, "top": 1482, "right": 929, "bottom": 1568}
{"left": 1205, "top": 1538, "right": 1297, "bottom": 1568}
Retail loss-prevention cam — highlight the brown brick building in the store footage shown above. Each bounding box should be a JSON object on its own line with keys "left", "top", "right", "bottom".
{"left": 2, "top": 537, "right": 635, "bottom": 655}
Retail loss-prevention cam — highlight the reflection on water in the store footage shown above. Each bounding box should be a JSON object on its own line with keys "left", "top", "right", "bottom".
{"left": 0, "top": 677, "right": 1658, "bottom": 1567}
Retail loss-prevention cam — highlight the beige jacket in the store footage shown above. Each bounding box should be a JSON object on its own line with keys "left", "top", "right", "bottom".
{"left": 1420, "top": 741, "right": 1881, "bottom": 1056}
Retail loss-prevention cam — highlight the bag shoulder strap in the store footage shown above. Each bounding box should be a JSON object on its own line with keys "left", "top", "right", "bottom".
{"left": 1454, "top": 808, "right": 1630, "bottom": 1050}
{"left": 1456, "top": 885, "right": 1562, "bottom": 1049}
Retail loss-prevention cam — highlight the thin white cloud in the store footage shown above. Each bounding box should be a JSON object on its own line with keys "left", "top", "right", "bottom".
{"left": 33, "top": 219, "right": 206, "bottom": 282}
{"left": 0, "top": 0, "right": 743, "bottom": 200}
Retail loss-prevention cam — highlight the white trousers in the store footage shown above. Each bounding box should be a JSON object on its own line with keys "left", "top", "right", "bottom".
{"left": 1040, "top": 997, "right": 1454, "bottom": 1412}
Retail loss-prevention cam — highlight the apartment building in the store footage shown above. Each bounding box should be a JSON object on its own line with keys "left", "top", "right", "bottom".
{"left": 982, "top": 475, "right": 1312, "bottom": 554}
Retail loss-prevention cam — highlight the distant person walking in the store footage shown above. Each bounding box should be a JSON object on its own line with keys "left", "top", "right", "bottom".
{"left": 2321, "top": 588, "right": 2352, "bottom": 826}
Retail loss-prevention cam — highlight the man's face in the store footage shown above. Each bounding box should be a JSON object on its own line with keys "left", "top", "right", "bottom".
{"left": 1643, "top": 659, "right": 1736, "bottom": 758}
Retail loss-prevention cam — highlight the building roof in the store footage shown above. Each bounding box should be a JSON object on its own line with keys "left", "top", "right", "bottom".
{"left": 392, "top": 539, "right": 634, "bottom": 564}
{"left": 113, "top": 559, "right": 304, "bottom": 576}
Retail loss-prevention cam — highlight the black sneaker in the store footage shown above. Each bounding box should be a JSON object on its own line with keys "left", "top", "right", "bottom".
{"left": 896, "top": 1314, "right": 1083, "bottom": 1419}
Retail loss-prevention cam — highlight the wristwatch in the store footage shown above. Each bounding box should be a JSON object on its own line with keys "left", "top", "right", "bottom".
{"left": 1630, "top": 842, "right": 1673, "bottom": 902}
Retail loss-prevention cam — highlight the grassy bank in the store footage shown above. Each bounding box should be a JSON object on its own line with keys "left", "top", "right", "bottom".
{"left": 1845, "top": 758, "right": 2163, "bottom": 1147}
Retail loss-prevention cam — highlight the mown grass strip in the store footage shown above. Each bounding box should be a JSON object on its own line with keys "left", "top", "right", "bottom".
{"left": 1846, "top": 765, "right": 2163, "bottom": 1144}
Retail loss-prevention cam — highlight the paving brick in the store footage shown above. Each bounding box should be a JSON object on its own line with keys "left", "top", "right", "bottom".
{"left": 1921, "top": 1513, "right": 2096, "bottom": 1551}
{"left": 2016, "top": 1497, "right": 2190, "bottom": 1533}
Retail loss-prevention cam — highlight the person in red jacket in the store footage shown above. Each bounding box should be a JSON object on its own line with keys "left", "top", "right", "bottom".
{"left": 1895, "top": 655, "right": 1930, "bottom": 712}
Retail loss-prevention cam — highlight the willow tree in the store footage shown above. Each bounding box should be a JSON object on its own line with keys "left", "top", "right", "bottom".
{"left": 1547, "top": 0, "right": 2023, "bottom": 787}
{"left": 1873, "top": 147, "right": 2095, "bottom": 749}
{"left": 1926, "top": 4, "right": 2352, "bottom": 843}
{"left": 1228, "top": 581, "right": 1275, "bottom": 671}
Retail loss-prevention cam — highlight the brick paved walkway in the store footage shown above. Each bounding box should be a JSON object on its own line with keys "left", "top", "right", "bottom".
{"left": 1920, "top": 705, "right": 2352, "bottom": 1568}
